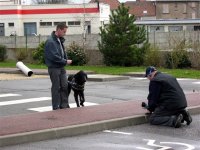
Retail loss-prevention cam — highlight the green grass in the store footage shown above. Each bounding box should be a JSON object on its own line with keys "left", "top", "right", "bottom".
{"left": 0, "top": 60, "right": 199, "bottom": 79}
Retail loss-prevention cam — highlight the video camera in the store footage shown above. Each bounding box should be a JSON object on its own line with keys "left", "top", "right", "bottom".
{"left": 141, "top": 102, "right": 148, "bottom": 109}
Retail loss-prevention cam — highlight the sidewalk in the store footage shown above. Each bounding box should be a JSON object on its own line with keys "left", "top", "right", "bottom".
{"left": 0, "top": 93, "right": 199, "bottom": 147}
{"left": 0, "top": 68, "right": 200, "bottom": 147}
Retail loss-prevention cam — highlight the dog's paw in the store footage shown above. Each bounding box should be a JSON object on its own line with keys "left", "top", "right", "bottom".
{"left": 80, "top": 102, "right": 84, "bottom": 107}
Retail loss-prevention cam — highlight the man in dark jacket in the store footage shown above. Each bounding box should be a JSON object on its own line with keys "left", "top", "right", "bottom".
{"left": 143, "top": 66, "right": 192, "bottom": 128}
{"left": 44, "top": 23, "right": 72, "bottom": 110}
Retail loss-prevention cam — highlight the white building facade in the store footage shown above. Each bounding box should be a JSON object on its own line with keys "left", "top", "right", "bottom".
{"left": 0, "top": 3, "right": 110, "bottom": 36}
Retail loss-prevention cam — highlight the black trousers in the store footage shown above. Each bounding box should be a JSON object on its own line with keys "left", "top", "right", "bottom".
{"left": 48, "top": 67, "right": 69, "bottom": 110}
{"left": 149, "top": 106, "right": 185, "bottom": 127}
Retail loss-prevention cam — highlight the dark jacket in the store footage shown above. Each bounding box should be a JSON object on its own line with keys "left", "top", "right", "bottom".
{"left": 44, "top": 31, "right": 67, "bottom": 68}
{"left": 147, "top": 72, "right": 187, "bottom": 112}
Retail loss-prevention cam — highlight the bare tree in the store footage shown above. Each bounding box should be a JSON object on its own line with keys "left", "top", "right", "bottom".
{"left": 32, "top": 0, "right": 68, "bottom": 4}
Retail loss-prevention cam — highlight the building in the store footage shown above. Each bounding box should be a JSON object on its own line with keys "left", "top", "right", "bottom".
{"left": 0, "top": 3, "right": 110, "bottom": 36}
{"left": 90, "top": 0, "right": 120, "bottom": 10}
{"left": 135, "top": 19, "right": 200, "bottom": 32}
{"left": 124, "top": 0, "right": 156, "bottom": 20}
{"left": 155, "top": 0, "right": 200, "bottom": 19}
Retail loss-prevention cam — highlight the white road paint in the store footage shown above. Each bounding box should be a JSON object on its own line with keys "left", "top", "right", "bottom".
{"left": 0, "top": 97, "right": 51, "bottom": 106}
{"left": 192, "top": 82, "right": 200, "bottom": 84}
{"left": 103, "top": 130, "right": 133, "bottom": 135}
{"left": 136, "top": 139, "right": 171, "bottom": 150}
{"left": 136, "top": 139, "right": 195, "bottom": 150}
{"left": 161, "top": 142, "right": 195, "bottom": 150}
{"left": 0, "top": 93, "right": 21, "bottom": 98}
{"left": 28, "top": 102, "right": 98, "bottom": 112}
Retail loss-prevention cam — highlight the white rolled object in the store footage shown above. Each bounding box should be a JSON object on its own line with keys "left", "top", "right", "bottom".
{"left": 16, "top": 61, "right": 33, "bottom": 77}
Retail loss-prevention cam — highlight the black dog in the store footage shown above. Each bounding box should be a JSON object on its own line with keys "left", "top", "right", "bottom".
{"left": 68, "top": 70, "right": 88, "bottom": 107}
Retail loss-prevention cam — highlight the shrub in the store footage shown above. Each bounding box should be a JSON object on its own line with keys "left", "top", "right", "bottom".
{"left": 67, "top": 42, "right": 87, "bottom": 66}
{"left": 143, "top": 45, "right": 161, "bottom": 67}
{"left": 0, "top": 45, "right": 7, "bottom": 62}
{"left": 32, "top": 41, "right": 45, "bottom": 64}
{"left": 15, "top": 48, "right": 28, "bottom": 61}
{"left": 165, "top": 40, "right": 191, "bottom": 69}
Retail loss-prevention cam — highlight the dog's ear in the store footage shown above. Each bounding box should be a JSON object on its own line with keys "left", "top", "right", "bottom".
{"left": 85, "top": 73, "right": 88, "bottom": 79}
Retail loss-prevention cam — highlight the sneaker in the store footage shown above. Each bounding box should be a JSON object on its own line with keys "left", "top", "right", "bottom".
{"left": 174, "top": 114, "right": 183, "bottom": 128}
{"left": 183, "top": 110, "right": 192, "bottom": 125}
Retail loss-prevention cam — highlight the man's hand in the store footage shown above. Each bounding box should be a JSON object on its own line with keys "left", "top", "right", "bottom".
{"left": 67, "top": 59, "right": 72, "bottom": 65}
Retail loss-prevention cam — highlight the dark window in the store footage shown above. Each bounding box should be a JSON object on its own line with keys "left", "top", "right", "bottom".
{"left": 8, "top": 23, "right": 14, "bottom": 27}
{"left": 54, "top": 22, "right": 66, "bottom": 26}
{"left": 68, "top": 21, "right": 81, "bottom": 26}
{"left": 194, "top": 26, "right": 200, "bottom": 31}
{"left": 40, "top": 22, "right": 52, "bottom": 27}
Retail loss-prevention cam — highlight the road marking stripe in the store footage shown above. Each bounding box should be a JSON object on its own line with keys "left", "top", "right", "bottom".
{"left": 0, "top": 97, "right": 51, "bottom": 106}
{"left": 193, "top": 82, "right": 200, "bottom": 84}
{"left": 103, "top": 130, "right": 132, "bottom": 135}
{"left": 0, "top": 93, "right": 21, "bottom": 98}
{"left": 28, "top": 102, "right": 98, "bottom": 112}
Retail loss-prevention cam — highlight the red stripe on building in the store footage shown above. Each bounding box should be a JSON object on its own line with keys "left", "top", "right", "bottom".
{"left": 0, "top": 8, "right": 99, "bottom": 15}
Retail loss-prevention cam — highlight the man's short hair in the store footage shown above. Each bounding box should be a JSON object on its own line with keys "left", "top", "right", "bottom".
{"left": 56, "top": 23, "right": 68, "bottom": 30}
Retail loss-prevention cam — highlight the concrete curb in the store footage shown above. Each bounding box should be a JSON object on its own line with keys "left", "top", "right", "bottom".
{"left": 0, "top": 106, "right": 199, "bottom": 147}
{"left": 0, "top": 115, "right": 147, "bottom": 147}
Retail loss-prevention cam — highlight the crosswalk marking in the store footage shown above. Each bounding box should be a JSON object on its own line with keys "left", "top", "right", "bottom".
{"left": 193, "top": 82, "right": 200, "bottom": 84}
{"left": 28, "top": 102, "right": 98, "bottom": 112}
{"left": 0, "top": 93, "right": 21, "bottom": 98}
{"left": 0, "top": 97, "right": 51, "bottom": 106}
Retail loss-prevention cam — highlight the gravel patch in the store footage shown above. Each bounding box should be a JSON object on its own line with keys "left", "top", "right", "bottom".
{"left": 0, "top": 73, "right": 48, "bottom": 80}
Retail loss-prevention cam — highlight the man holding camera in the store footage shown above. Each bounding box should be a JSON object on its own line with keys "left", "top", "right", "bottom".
{"left": 142, "top": 66, "right": 192, "bottom": 128}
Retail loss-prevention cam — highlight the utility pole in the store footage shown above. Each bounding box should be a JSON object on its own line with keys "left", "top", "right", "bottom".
{"left": 83, "top": 0, "right": 86, "bottom": 52}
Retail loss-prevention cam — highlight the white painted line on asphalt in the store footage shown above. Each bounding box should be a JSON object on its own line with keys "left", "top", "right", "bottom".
{"left": 193, "top": 82, "right": 200, "bottom": 84}
{"left": 130, "top": 77, "right": 146, "bottom": 80}
{"left": 28, "top": 102, "right": 98, "bottom": 112}
{"left": 0, "top": 97, "right": 51, "bottom": 106}
{"left": 0, "top": 93, "right": 21, "bottom": 98}
{"left": 103, "top": 130, "right": 133, "bottom": 135}
{"left": 177, "top": 78, "right": 196, "bottom": 81}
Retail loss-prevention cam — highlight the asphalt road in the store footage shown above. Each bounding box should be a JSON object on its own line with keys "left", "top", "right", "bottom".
{"left": 1, "top": 114, "right": 199, "bottom": 150}
{"left": 0, "top": 77, "right": 200, "bottom": 117}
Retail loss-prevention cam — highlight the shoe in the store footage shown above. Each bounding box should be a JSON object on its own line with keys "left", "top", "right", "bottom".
{"left": 174, "top": 114, "right": 183, "bottom": 128}
{"left": 182, "top": 110, "right": 192, "bottom": 125}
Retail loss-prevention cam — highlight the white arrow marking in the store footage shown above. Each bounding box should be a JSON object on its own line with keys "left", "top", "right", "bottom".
{"left": 136, "top": 139, "right": 171, "bottom": 150}
{"left": 146, "top": 139, "right": 172, "bottom": 150}
{"left": 161, "top": 142, "right": 195, "bottom": 150}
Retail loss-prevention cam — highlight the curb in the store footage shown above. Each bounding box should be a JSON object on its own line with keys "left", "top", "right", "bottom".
{"left": 0, "top": 115, "right": 146, "bottom": 147}
{"left": 0, "top": 106, "right": 199, "bottom": 147}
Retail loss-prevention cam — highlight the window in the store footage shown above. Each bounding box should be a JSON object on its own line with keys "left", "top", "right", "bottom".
{"left": 174, "top": 3, "right": 178, "bottom": 10}
{"left": 191, "top": 2, "right": 196, "bottom": 7}
{"left": 192, "top": 13, "right": 196, "bottom": 19}
{"left": 54, "top": 22, "right": 66, "bottom": 26}
{"left": 183, "top": 4, "right": 187, "bottom": 13}
{"left": 40, "top": 22, "right": 52, "bottom": 27}
{"left": 8, "top": 23, "right": 14, "bottom": 27}
{"left": 168, "top": 26, "right": 183, "bottom": 32}
{"left": 194, "top": 26, "right": 200, "bottom": 31}
{"left": 163, "top": 4, "right": 169, "bottom": 13}
{"left": 150, "top": 26, "right": 164, "bottom": 32}
{"left": 68, "top": 21, "right": 81, "bottom": 26}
